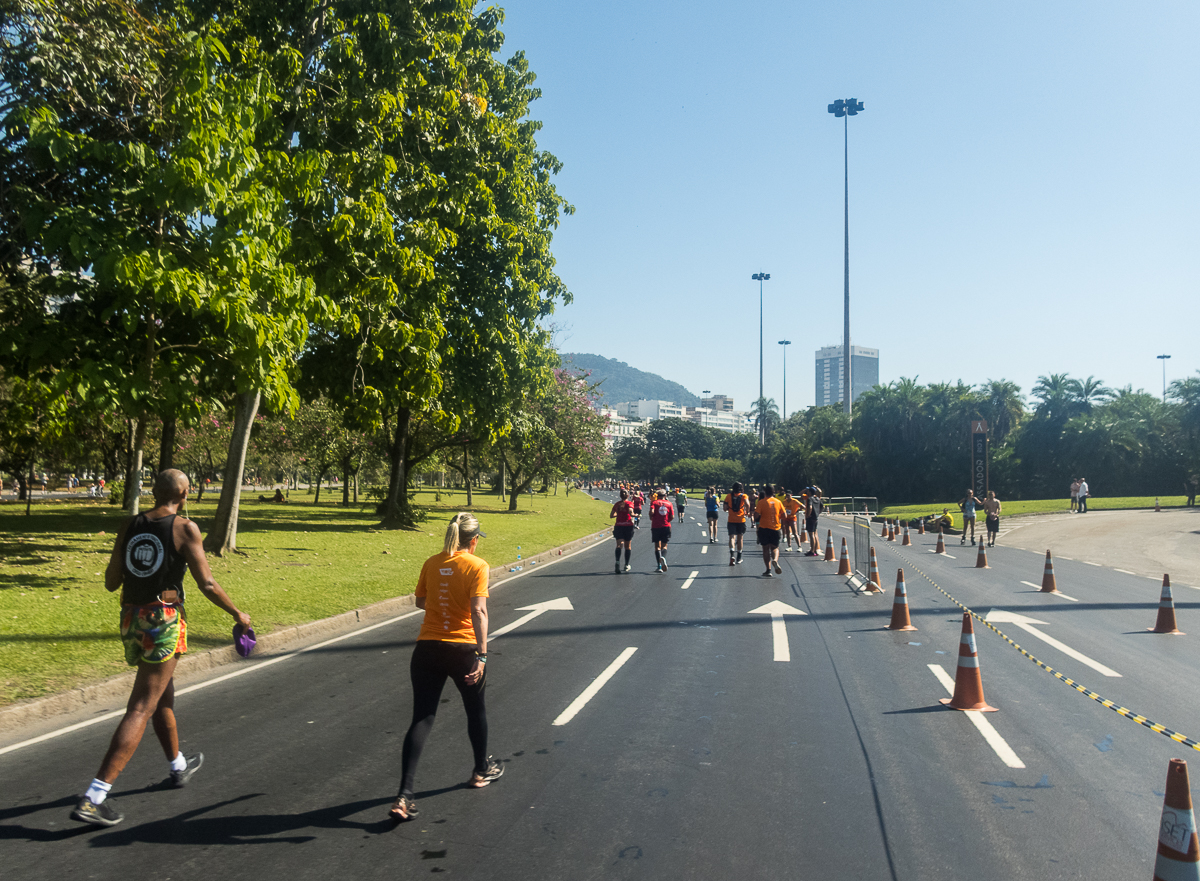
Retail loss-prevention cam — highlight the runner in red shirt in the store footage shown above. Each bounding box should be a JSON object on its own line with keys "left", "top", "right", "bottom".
{"left": 609, "top": 489, "right": 636, "bottom": 573}
{"left": 648, "top": 489, "right": 675, "bottom": 573}
{"left": 631, "top": 490, "right": 645, "bottom": 528}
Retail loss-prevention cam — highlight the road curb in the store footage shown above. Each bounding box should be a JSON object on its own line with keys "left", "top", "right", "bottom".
{"left": 0, "top": 525, "right": 612, "bottom": 735}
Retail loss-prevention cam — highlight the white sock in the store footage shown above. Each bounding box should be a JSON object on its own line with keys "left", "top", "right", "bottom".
{"left": 85, "top": 778, "right": 112, "bottom": 804}
{"left": 170, "top": 752, "right": 187, "bottom": 772}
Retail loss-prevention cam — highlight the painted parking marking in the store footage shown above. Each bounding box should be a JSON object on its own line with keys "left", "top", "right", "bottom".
{"left": 681, "top": 570, "right": 699, "bottom": 590}
{"left": 1020, "top": 581, "right": 1078, "bottom": 601}
{"left": 552, "top": 647, "right": 638, "bottom": 726}
{"left": 928, "top": 664, "right": 1025, "bottom": 768}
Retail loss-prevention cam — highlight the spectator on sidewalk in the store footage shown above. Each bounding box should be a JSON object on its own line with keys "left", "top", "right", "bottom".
{"left": 1069, "top": 478, "right": 1080, "bottom": 512}
{"left": 1077, "top": 478, "right": 1090, "bottom": 513}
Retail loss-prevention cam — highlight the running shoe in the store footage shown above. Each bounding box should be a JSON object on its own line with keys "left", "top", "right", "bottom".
{"left": 655, "top": 564, "right": 662, "bottom": 573}
{"left": 169, "top": 752, "right": 204, "bottom": 788}
{"left": 71, "top": 796, "right": 123, "bottom": 827}
{"left": 624, "top": 564, "right": 631, "bottom": 572}
{"left": 661, "top": 559, "right": 668, "bottom": 572}
{"left": 736, "top": 553, "right": 743, "bottom": 565}
{"left": 805, "top": 550, "right": 818, "bottom": 557}
{"left": 389, "top": 795, "right": 419, "bottom": 820}
{"left": 615, "top": 562, "right": 621, "bottom": 574}
{"left": 729, "top": 557, "right": 735, "bottom": 567}
{"left": 469, "top": 757, "right": 505, "bottom": 788}
{"left": 763, "top": 570, "right": 773, "bottom": 577}
{"left": 773, "top": 561, "right": 783, "bottom": 575}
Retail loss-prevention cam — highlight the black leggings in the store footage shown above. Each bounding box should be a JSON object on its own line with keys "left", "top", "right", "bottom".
{"left": 399, "top": 640, "right": 487, "bottom": 798}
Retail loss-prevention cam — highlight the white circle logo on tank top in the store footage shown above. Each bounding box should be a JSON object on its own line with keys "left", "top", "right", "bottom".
{"left": 125, "top": 533, "right": 165, "bottom": 577}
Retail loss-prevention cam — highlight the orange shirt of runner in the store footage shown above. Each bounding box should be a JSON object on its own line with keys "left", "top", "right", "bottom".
{"left": 723, "top": 493, "right": 751, "bottom": 523}
{"left": 783, "top": 498, "right": 803, "bottom": 520}
{"left": 415, "top": 550, "right": 490, "bottom": 643}
{"left": 755, "top": 497, "right": 785, "bottom": 531}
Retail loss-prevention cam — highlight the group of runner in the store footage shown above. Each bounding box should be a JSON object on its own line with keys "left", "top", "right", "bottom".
{"left": 609, "top": 481, "right": 825, "bottom": 578}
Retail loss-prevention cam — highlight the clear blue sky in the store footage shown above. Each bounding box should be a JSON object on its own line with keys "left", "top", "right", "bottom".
{"left": 497, "top": 0, "right": 1199, "bottom": 414}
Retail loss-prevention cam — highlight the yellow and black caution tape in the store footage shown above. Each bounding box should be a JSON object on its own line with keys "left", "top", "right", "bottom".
{"left": 884, "top": 546, "right": 1200, "bottom": 753}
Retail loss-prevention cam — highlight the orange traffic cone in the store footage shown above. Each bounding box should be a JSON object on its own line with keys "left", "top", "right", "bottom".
{"left": 887, "top": 522, "right": 896, "bottom": 542}
{"left": 1156, "top": 497, "right": 1162, "bottom": 512}
{"left": 1150, "top": 575, "right": 1185, "bottom": 635}
{"left": 837, "top": 537, "right": 852, "bottom": 575}
{"left": 975, "top": 541, "right": 989, "bottom": 569}
{"left": 824, "top": 530, "right": 835, "bottom": 561}
{"left": 888, "top": 569, "right": 917, "bottom": 631}
{"left": 880, "top": 520, "right": 888, "bottom": 538}
{"left": 940, "top": 612, "right": 997, "bottom": 712}
{"left": 866, "top": 546, "right": 882, "bottom": 590}
{"left": 918, "top": 519, "right": 926, "bottom": 535}
{"left": 902, "top": 525, "right": 912, "bottom": 546}
{"left": 935, "top": 528, "right": 946, "bottom": 554}
{"left": 1154, "top": 759, "right": 1199, "bottom": 881}
{"left": 799, "top": 524, "right": 808, "bottom": 544}
{"left": 1041, "top": 550, "right": 1058, "bottom": 592}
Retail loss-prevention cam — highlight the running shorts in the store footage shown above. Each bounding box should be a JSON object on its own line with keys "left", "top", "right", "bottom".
{"left": 121, "top": 604, "right": 187, "bottom": 666}
{"left": 613, "top": 524, "right": 635, "bottom": 541}
{"left": 962, "top": 512, "right": 976, "bottom": 522}
{"left": 985, "top": 515, "right": 999, "bottom": 533}
{"left": 805, "top": 517, "right": 818, "bottom": 535}
{"left": 757, "top": 527, "right": 781, "bottom": 547}
{"left": 651, "top": 527, "right": 672, "bottom": 544}
{"left": 727, "top": 521, "right": 747, "bottom": 536}
{"left": 706, "top": 510, "right": 719, "bottom": 520}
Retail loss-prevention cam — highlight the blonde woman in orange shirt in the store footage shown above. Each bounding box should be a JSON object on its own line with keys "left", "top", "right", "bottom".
{"left": 390, "top": 513, "right": 503, "bottom": 822}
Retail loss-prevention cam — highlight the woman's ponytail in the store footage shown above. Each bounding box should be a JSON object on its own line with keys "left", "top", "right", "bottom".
{"left": 443, "top": 512, "right": 481, "bottom": 554}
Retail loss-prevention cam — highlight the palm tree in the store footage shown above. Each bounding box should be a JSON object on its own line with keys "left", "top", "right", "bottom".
{"left": 1032, "top": 373, "right": 1074, "bottom": 420}
{"left": 1067, "top": 375, "right": 1113, "bottom": 411}
{"left": 978, "top": 379, "right": 1025, "bottom": 443}
{"left": 752, "top": 396, "right": 780, "bottom": 444}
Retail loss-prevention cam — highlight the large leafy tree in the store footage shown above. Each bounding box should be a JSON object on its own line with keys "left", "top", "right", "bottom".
{"left": 3, "top": 0, "right": 321, "bottom": 533}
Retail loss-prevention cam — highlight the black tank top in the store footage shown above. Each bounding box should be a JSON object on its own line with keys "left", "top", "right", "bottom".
{"left": 121, "top": 513, "right": 187, "bottom": 606}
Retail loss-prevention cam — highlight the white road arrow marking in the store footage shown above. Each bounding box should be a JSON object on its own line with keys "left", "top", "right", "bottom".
{"left": 553, "top": 647, "right": 638, "bottom": 725}
{"left": 749, "top": 601, "right": 808, "bottom": 662}
{"left": 491, "top": 597, "right": 574, "bottom": 640}
{"left": 985, "top": 609, "right": 1120, "bottom": 677}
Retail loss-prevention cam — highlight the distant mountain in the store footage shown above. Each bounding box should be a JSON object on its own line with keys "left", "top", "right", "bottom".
{"left": 559, "top": 353, "right": 700, "bottom": 408}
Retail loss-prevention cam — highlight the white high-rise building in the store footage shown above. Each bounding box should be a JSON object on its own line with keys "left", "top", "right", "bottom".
{"left": 815, "top": 345, "right": 879, "bottom": 407}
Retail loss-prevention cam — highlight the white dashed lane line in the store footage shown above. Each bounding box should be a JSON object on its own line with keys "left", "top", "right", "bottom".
{"left": 928, "top": 664, "right": 1025, "bottom": 769}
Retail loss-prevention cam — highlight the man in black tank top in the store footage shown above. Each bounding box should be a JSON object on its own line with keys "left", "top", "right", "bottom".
{"left": 71, "top": 469, "right": 251, "bottom": 828}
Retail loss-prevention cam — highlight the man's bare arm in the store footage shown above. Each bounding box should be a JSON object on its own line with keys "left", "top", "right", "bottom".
{"left": 178, "top": 520, "right": 250, "bottom": 628}
{"left": 104, "top": 519, "right": 133, "bottom": 593}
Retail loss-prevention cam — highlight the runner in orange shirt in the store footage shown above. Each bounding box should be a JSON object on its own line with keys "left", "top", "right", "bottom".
{"left": 781, "top": 489, "right": 803, "bottom": 552}
{"left": 755, "top": 485, "right": 786, "bottom": 576}
{"left": 723, "top": 481, "right": 752, "bottom": 567}
{"left": 390, "top": 512, "right": 502, "bottom": 822}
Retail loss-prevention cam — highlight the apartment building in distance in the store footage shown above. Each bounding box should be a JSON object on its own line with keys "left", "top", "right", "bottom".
{"left": 815, "top": 345, "right": 880, "bottom": 407}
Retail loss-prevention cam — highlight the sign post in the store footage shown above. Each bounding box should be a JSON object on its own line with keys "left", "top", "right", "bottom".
{"left": 971, "top": 419, "right": 989, "bottom": 497}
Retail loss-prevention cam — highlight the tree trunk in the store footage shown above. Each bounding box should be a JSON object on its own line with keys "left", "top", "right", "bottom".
{"left": 314, "top": 470, "right": 324, "bottom": 504}
{"left": 380, "top": 407, "right": 411, "bottom": 527}
{"left": 341, "top": 454, "right": 351, "bottom": 506}
{"left": 204, "top": 390, "right": 260, "bottom": 555}
{"left": 123, "top": 415, "right": 147, "bottom": 515}
{"left": 463, "top": 444, "right": 472, "bottom": 506}
{"left": 159, "top": 415, "right": 177, "bottom": 471}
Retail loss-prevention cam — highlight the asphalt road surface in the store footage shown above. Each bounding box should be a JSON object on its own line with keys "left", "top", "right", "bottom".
{"left": 2, "top": 492, "right": 1198, "bottom": 879}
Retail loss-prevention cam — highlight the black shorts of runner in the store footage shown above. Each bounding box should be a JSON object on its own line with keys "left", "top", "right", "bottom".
{"left": 651, "top": 527, "right": 672, "bottom": 544}
{"left": 805, "top": 517, "right": 818, "bottom": 536}
{"left": 757, "top": 527, "right": 781, "bottom": 548}
{"left": 985, "top": 515, "right": 999, "bottom": 533}
{"left": 707, "top": 511, "right": 719, "bottom": 521}
{"left": 613, "top": 524, "right": 635, "bottom": 542}
{"left": 727, "top": 521, "right": 747, "bottom": 536}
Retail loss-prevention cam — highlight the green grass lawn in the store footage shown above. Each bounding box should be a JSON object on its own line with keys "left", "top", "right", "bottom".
{"left": 0, "top": 486, "right": 612, "bottom": 707}
{"left": 878, "top": 495, "right": 1190, "bottom": 520}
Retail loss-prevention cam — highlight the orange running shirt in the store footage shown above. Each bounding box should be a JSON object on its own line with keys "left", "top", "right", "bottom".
{"left": 755, "top": 497, "right": 785, "bottom": 531}
{"left": 415, "top": 550, "right": 490, "bottom": 643}
{"left": 783, "top": 498, "right": 803, "bottom": 521}
{"left": 723, "top": 493, "right": 751, "bottom": 524}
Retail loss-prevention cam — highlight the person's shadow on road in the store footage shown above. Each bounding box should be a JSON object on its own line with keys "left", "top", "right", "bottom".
{"left": 81, "top": 793, "right": 397, "bottom": 847}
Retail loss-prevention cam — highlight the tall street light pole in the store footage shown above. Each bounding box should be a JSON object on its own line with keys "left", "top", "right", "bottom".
{"left": 778, "top": 340, "right": 791, "bottom": 422}
{"left": 827, "top": 98, "right": 864, "bottom": 415}
{"left": 1158, "top": 354, "right": 1171, "bottom": 402}
{"left": 752, "top": 272, "right": 770, "bottom": 444}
